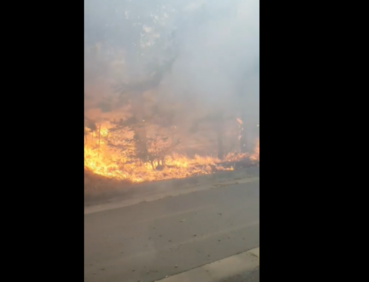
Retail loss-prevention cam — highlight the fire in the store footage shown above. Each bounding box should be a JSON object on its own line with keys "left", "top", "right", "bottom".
{"left": 249, "top": 138, "right": 259, "bottom": 161}
{"left": 84, "top": 122, "right": 259, "bottom": 183}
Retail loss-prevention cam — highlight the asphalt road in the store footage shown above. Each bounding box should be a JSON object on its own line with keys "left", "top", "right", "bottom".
{"left": 84, "top": 180, "right": 259, "bottom": 282}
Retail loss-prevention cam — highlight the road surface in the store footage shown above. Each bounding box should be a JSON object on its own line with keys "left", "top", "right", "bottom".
{"left": 84, "top": 179, "right": 259, "bottom": 282}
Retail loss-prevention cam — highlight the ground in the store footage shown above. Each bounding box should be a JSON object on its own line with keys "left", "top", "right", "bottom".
{"left": 84, "top": 178, "right": 259, "bottom": 282}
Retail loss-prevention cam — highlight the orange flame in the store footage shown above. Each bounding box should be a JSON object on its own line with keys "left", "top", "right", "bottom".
{"left": 249, "top": 138, "right": 259, "bottom": 161}
{"left": 84, "top": 122, "right": 259, "bottom": 183}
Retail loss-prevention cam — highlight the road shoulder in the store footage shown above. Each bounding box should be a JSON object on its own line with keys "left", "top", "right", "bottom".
{"left": 84, "top": 177, "right": 259, "bottom": 214}
{"left": 157, "top": 248, "right": 259, "bottom": 282}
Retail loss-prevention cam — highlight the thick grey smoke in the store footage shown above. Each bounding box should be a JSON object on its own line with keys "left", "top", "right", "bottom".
{"left": 85, "top": 0, "right": 259, "bottom": 149}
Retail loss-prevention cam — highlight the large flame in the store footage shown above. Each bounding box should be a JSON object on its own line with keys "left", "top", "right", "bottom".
{"left": 84, "top": 121, "right": 259, "bottom": 183}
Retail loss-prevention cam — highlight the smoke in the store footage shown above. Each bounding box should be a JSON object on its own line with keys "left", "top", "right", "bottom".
{"left": 85, "top": 0, "right": 259, "bottom": 149}
{"left": 173, "top": 2, "right": 259, "bottom": 103}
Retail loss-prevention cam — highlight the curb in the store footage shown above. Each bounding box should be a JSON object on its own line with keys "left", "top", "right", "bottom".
{"left": 157, "top": 248, "right": 259, "bottom": 282}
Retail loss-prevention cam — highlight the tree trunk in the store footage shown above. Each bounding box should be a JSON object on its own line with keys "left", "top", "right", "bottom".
{"left": 131, "top": 94, "right": 148, "bottom": 161}
{"left": 239, "top": 114, "right": 247, "bottom": 153}
{"left": 217, "top": 124, "right": 224, "bottom": 160}
{"left": 133, "top": 123, "right": 148, "bottom": 161}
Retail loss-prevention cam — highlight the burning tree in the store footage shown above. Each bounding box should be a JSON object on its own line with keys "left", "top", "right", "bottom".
{"left": 111, "top": 52, "right": 179, "bottom": 162}
{"left": 84, "top": 1, "right": 259, "bottom": 183}
{"left": 190, "top": 111, "right": 240, "bottom": 159}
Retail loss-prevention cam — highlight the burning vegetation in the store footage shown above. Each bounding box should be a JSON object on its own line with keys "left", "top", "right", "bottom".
{"left": 84, "top": 113, "right": 259, "bottom": 183}
{"left": 84, "top": 11, "right": 259, "bottom": 184}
